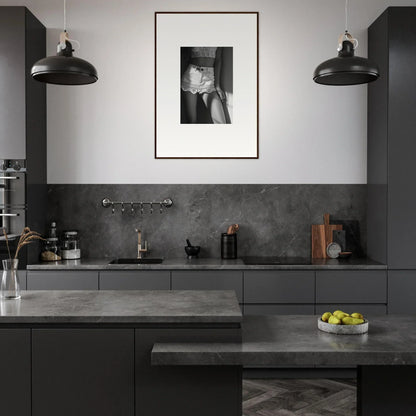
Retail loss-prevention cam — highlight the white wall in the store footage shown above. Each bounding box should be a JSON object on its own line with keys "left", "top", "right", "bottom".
{"left": 1, "top": 0, "right": 415, "bottom": 184}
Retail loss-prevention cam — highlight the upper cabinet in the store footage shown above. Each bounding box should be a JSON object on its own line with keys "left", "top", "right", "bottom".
{"left": 367, "top": 7, "right": 416, "bottom": 269}
{"left": 0, "top": 7, "right": 46, "bottom": 161}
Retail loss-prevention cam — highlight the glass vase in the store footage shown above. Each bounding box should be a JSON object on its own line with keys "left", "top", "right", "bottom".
{"left": 1, "top": 259, "right": 20, "bottom": 300}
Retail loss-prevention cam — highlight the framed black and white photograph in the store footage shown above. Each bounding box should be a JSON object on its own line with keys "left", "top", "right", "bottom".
{"left": 155, "top": 12, "right": 258, "bottom": 159}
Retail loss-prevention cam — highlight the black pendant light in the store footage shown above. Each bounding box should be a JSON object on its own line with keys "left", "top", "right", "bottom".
{"left": 313, "top": 0, "right": 379, "bottom": 86}
{"left": 31, "top": 0, "right": 98, "bottom": 85}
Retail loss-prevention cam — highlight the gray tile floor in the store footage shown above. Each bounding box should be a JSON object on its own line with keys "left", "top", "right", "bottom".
{"left": 243, "top": 378, "right": 357, "bottom": 416}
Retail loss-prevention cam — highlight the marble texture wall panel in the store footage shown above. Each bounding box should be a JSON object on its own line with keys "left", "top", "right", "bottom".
{"left": 47, "top": 185, "right": 367, "bottom": 259}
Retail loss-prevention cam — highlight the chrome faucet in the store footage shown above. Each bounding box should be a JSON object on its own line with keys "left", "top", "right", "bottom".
{"left": 135, "top": 228, "right": 148, "bottom": 259}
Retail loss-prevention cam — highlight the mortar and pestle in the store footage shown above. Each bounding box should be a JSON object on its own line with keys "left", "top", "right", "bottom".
{"left": 185, "top": 239, "right": 200, "bottom": 258}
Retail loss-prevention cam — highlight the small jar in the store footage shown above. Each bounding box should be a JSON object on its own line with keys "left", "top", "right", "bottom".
{"left": 221, "top": 233, "right": 237, "bottom": 259}
{"left": 61, "top": 231, "right": 81, "bottom": 260}
{"left": 41, "top": 238, "right": 61, "bottom": 261}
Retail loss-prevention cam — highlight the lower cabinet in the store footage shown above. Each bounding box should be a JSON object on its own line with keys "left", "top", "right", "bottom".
{"left": 25, "top": 268, "right": 390, "bottom": 313}
{"left": 315, "top": 304, "right": 387, "bottom": 316}
{"left": 100, "top": 271, "right": 170, "bottom": 290}
{"left": 18, "top": 270, "right": 27, "bottom": 290}
{"left": 171, "top": 271, "right": 243, "bottom": 303}
{"left": 27, "top": 271, "right": 99, "bottom": 290}
{"left": 316, "top": 271, "right": 387, "bottom": 304}
{"left": 135, "top": 327, "right": 241, "bottom": 416}
{"left": 244, "top": 304, "right": 315, "bottom": 315}
{"left": 244, "top": 271, "right": 315, "bottom": 315}
{"left": 32, "top": 329, "right": 134, "bottom": 416}
{"left": 0, "top": 329, "right": 31, "bottom": 416}
{"left": 388, "top": 270, "right": 416, "bottom": 313}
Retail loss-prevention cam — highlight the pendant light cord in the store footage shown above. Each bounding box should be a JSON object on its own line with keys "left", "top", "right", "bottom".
{"left": 345, "top": 0, "right": 348, "bottom": 32}
{"left": 64, "top": 0, "right": 67, "bottom": 32}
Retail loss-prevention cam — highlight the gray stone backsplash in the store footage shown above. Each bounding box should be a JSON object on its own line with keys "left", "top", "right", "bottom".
{"left": 47, "top": 185, "right": 367, "bottom": 259}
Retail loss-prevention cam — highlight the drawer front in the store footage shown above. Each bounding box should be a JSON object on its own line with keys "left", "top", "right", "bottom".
{"left": 388, "top": 271, "right": 416, "bottom": 314}
{"left": 316, "top": 271, "right": 387, "bottom": 303}
{"left": 27, "top": 271, "right": 99, "bottom": 290}
{"left": 171, "top": 271, "right": 243, "bottom": 303}
{"left": 100, "top": 271, "right": 170, "bottom": 290}
{"left": 316, "top": 304, "right": 387, "bottom": 316}
{"left": 244, "top": 304, "right": 314, "bottom": 315}
{"left": 244, "top": 271, "right": 315, "bottom": 304}
{"left": 17, "top": 270, "right": 26, "bottom": 290}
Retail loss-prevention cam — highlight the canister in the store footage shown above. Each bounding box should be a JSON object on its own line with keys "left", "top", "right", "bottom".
{"left": 221, "top": 233, "right": 237, "bottom": 259}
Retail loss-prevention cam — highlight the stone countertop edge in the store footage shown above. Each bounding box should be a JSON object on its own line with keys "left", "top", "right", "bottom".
{"left": 26, "top": 257, "right": 387, "bottom": 270}
{"left": 0, "top": 290, "right": 242, "bottom": 324}
{"left": 151, "top": 314, "right": 416, "bottom": 367}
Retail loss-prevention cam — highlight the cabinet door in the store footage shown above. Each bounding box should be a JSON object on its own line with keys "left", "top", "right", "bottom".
{"left": 388, "top": 271, "right": 416, "bottom": 313}
{"left": 17, "top": 270, "right": 27, "bottom": 290}
{"left": 27, "top": 271, "right": 99, "bottom": 290}
{"left": 316, "top": 271, "right": 387, "bottom": 303}
{"left": 315, "top": 304, "right": 387, "bottom": 316}
{"left": 32, "top": 329, "right": 134, "bottom": 416}
{"left": 0, "top": 7, "right": 26, "bottom": 158}
{"left": 136, "top": 327, "right": 241, "bottom": 416}
{"left": 100, "top": 271, "right": 170, "bottom": 290}
{"left": 244, "top": 304, "right": 314, "bottom": 315}
{"left": 244, "top": 271, "right": 315, "bottom": 304}
{"left": 0, "top": 329, "right": 30, "bottom": 416}
{"left": 171, "top": 271, "right": 243, "bottom": 303}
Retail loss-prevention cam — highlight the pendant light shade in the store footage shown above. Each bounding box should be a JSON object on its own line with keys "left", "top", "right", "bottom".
{"left": 31, "top": 0, "right": 98, "bottom": 86}
{"left": 313, "top": 0, "right": 379, "bottom": 86}
{"left": 313, "top": 40, "right": 379, "bottom": 86}
{"left": 31, "top": 40, "right": 98, "bottom": 85}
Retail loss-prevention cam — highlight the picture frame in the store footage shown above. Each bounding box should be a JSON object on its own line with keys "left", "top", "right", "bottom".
{"left": 155, "top": 12, "right": 259, "bottom": 159}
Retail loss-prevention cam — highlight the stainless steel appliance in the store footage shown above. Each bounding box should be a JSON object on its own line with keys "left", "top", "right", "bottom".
{"left": 0, "top": 159, "right": 26, "bottom": 238}
{"left": 0, "top": 158, "right": 46, "bottom": 267}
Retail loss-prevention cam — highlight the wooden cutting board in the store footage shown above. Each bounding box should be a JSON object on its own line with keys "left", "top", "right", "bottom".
{"left": 311, "top": 213, "right": 343, "bottom": 259}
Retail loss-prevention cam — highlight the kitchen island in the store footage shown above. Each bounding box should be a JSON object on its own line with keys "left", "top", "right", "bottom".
{"left": 0, "top": 290, "right": 242, "bottom": 416}
{"left": 153, "top": 315, "right": 416, "bottom": 416}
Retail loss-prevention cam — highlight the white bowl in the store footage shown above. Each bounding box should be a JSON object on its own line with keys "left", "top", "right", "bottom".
{"left": 318, "top": 318, "right": 369, "bottom": 335}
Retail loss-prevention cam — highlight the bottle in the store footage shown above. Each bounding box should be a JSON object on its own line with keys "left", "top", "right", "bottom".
{"left": 49, "top": 222, "right": 57, "bottom": 239}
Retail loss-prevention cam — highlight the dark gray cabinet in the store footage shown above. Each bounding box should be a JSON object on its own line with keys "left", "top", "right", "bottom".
{"left": 171, "top": 271, "right": 243, "bottom": 303}
{"left": 368, "top": 8, "right": 416, "bottom": 269}
{"left": 100, "top": 271, "right": 170, "bottom": 290}
{"left": 244, "top": 271, "right": 315, "bottom": 315}
{"left": 27, "top": 271, "right": 99, "bottom": 290}
{"left": 135, "top": 328, "right": 241, "bottom": 416}
{"left": 316, "top": 271, "right": 387, "bottom": 304}
{"left": 315, "top": 304, "right": 387, "bottom": 316}
{"left": 244, "top": 304, "right": 314, "bottom": 315}
{"left": 0, "top": 329, "right": 30, "bottom": 416}
{"left": 388, "top": 271, "right": 416, "bottom": 314}
{"left": 244, "top": 271, "right": 315, "bottom": 303}
{"left": 0, "top": 7, "right": 47, "bottom": 265}
{"left": 0, "top": 6, "right": 45, "bottom": 157}
{"left": 32, "top": 329, "right": 134, "bottom": 416}
{"left": 17, "top": 270, "right": 27, "bottom": 290}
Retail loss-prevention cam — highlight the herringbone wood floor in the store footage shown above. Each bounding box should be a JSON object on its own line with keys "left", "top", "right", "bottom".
{"left": 243, "top": 378, "right": 356, "bottom": 416}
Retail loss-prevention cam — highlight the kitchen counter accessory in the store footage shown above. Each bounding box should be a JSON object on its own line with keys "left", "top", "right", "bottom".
{"left": 185, "top": 239, "right": 200, "bottom": 258}
{"left": 61, "top": 231, "right": 81, "bottom": 260}
{"left": 317, "top": 317, "right": 369, "bottom": 334}
{"left": 311, "top": 213, "right": 343, "bottom": 259}
{"left": 221, "top": 233, "right": 237, "bottom": 259}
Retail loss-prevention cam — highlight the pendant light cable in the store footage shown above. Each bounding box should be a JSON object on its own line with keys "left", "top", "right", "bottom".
{"left": 64, "top": 0, "right": 67, "bottom": 32}
{"left": 345, "top": 0, "right": 348, "bottom": 32}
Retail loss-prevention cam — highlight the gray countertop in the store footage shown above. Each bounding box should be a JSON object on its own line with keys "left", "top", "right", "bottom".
{"left": 0, "top": 290, "right": 242, "bottom": 324}
{"left": 27, "top": 257, "right": 386, "bottom": 271}
{"left": 151, "top": 315, "right": 416, "bottom": 366}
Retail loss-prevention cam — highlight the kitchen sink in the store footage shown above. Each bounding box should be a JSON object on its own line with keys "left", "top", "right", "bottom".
{"left": 109, "top": 258, "right": 164, "bottom": 264}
